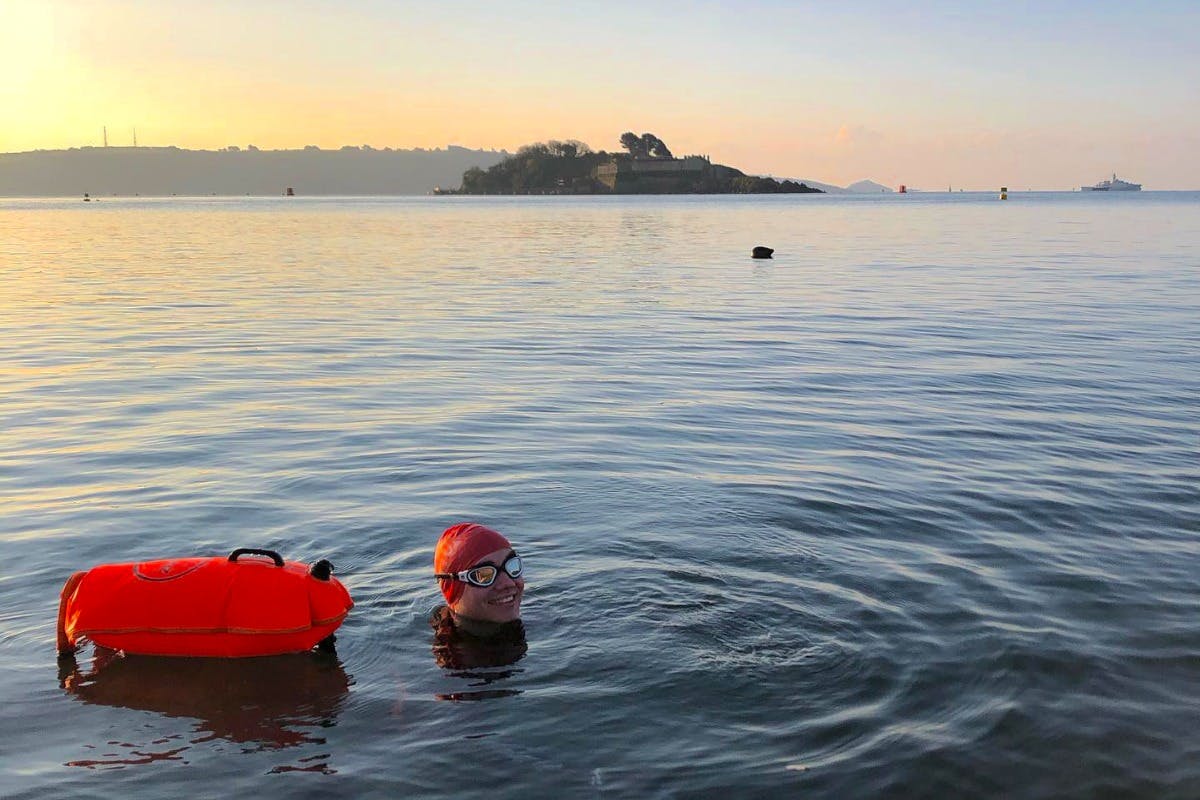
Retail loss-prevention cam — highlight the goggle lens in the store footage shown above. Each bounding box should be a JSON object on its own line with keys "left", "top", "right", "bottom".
{"left": 466, "top": 565, "right": 498, "bottom": 586}
{"left": 464, "top": 555, "right": 523, "bottom": 587}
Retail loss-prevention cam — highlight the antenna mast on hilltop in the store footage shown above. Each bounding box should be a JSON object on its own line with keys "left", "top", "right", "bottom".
{"left": 103, "top": 126, "right": 108, "bottom": 147}
{"left": 133, "top": 127, "right": 137, "bottom": 147}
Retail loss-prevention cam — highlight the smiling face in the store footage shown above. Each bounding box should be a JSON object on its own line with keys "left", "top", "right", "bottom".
{"left": 449, "top": 547, "right": 525, "bottom": 624}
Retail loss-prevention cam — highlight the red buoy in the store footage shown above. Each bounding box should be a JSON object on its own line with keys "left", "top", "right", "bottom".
{"left": 57, "top": 549, "right": 353, "bottom": 658}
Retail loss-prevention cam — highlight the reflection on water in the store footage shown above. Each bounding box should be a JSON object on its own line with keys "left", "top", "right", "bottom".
{"left": 430, "top": 605, "right": 526, "bottom": 701}
{"left": 58, "top": 646, "right": 351, "bottom": 770}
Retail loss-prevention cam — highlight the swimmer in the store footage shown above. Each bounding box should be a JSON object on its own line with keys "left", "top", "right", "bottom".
{"left": 431, "top": 523, "right": 527, "bottom": 668}
{"left": 433, "top": 522, "right": 525, "bottom": 629}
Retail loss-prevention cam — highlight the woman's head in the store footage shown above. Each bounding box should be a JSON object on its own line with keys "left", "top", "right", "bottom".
{"left": 434, "top": 523, "right": 524, "bottom": 624}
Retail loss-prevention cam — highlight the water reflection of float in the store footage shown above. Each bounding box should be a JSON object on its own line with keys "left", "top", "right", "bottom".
{"left": 59, "top": 645, "right": 352, "bottom": 765}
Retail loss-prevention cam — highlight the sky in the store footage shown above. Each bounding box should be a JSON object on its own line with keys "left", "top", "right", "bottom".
{"left": 2, "top": 0, "right": 1198, "bottom": 189}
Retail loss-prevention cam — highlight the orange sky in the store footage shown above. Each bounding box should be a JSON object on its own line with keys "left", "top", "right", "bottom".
{"left": 3, "top": 1, "right": 1198, "bottom": 189}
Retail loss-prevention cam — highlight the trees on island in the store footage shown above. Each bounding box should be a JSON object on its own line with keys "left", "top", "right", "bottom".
{"left": 459, "top": 140, "right": 608, "bottom": 194}
{"left": 619, "top": 132, "right": 673, "bottom": 159}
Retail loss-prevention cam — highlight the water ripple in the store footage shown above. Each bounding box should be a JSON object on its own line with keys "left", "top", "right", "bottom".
{"left": 2, "top": 194, "right": 1198, "bottom": 798}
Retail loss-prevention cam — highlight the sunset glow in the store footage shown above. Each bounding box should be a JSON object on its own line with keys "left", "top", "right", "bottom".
{"left": 4, "top": 1, "right": 1198, "bottom": 188}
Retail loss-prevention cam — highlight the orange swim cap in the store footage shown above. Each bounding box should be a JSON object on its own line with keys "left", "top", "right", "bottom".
{"left": 434, "top": 523, "right": 512, "bottom": 605}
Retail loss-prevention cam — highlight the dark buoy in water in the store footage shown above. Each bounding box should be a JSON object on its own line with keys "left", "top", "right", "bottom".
{"left": 752, "top": 246, "right": 774, "bottom": 259}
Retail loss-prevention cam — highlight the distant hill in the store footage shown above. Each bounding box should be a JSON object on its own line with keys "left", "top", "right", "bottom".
{"left": 0, "top": 145, "right": 509, "bottom": 196}
{"left": 784, "top": 178, "right": 847, "bottom": 194}
{"left": 845, "top": 179, "right": 892, "bottom": 193}
{"left": 773, "top": 178, "right": 892, "bottom": 194}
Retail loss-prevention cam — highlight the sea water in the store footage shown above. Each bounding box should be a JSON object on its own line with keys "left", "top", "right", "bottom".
{"left": 1, "top": 192, "right": 1198, "bottom": 798}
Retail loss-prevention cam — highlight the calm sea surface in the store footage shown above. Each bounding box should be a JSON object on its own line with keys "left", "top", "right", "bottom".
{"left": 1, "top": 192, "right": 1198, "bottom": 798}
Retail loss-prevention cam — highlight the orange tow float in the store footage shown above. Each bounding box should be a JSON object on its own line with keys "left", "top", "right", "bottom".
{"left": 57, "top": 549, "right": 353, "bottom": 658}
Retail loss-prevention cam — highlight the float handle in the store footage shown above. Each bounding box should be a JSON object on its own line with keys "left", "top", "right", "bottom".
{"left": 227, "top": 548, "right": 284, "bottom": 567}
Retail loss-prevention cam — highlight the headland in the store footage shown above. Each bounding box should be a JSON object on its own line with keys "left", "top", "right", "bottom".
{"left": 0, "top": 145, "right": 508, "bottom": 197}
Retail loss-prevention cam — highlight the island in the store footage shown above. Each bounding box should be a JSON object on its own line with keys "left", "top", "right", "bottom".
{"left": 448, "top": 132, "right": 822, "bottom": 195}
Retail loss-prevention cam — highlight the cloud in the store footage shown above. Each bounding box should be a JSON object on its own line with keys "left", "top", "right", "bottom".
{"left": 833, "top": 124, "right": 883, "bottom": 146}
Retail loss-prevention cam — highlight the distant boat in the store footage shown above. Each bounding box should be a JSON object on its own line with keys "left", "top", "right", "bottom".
{"left": 284, "top": 187, "right": 295, "bottom": 197}
{"left": 1081, "top": 173, "right": 1141, "bottom": 192}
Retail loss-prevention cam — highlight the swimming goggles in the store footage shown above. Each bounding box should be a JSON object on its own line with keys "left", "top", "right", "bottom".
{"left": 435, "top": 553, "right": 523, "bottom": 588}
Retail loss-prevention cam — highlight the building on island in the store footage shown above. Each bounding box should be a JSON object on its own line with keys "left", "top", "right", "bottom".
{"left": 594, "top": 155, "right": 738, "bottom": 192}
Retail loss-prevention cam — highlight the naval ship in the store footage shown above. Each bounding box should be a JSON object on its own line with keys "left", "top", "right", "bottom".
{"left": 1081, "top": 173, "right": 1142, "bottom": 191}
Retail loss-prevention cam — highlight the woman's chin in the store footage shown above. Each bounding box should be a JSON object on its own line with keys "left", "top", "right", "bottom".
{"left": 492, "top": 604, "right": 521, "bottom": 623}
{"left": 454, "top": 604, "right": 521, "bottom": 628}
{"left": 489, "top": 597, "right": 523, "bottom": 623}
{"left": 480, "top": 603, "right": 521, "bottom": 624}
